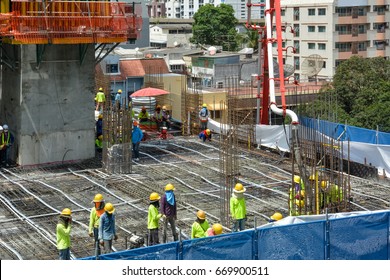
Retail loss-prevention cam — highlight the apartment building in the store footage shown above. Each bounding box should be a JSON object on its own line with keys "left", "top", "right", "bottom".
{"left": 275, "top": 0, "right": 390, "bottom": 82}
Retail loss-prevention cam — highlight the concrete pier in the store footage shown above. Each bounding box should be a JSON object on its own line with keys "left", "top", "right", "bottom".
{"left": 1, "top": 44, "right": 96, "bottom": 165}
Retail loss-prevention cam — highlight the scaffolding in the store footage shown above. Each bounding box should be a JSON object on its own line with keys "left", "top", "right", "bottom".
{"left": 96, "top": 70, "right": 133, "bottom": 174}
{"left": 181, "top": 77, "right": 201, "bottom": 136}
{"left": 0, "top": 0, "right": 142, "bottom": 44}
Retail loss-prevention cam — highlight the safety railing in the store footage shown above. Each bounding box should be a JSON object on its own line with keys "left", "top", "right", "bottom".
{"left": 0, "top": 0, "right": 142, "bottom": 44}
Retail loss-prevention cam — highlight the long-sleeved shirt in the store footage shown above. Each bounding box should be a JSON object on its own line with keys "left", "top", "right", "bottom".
{"left": 160, "top": 193, "right": 177, "bottom": 218}
{"left": 191, "top": 220, "right": 210, "bottom": 239}
{"left": 230, "top": 195, "right": 247, "bottom": 220}
{"left": 199, "top": 130, "right": 211, "bottom": 142}
{"left": 56, "top": 222, "right": 71, "bottom": 250}
{"left": 132, "top": 126, "right": 143, "bottom": 144}
{"left": 98, "top": 212, "right": 116, "bottom": 241}
{"left": 148, "top": 204, "right": 162, "bottom": 230}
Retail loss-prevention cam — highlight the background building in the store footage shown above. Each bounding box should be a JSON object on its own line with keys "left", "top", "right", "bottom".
{"left": 276, "top": 0, "right": 390, "bottom": 82}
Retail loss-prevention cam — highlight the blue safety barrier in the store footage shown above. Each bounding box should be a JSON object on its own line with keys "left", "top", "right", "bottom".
{"left": 79, "top": 210, "right": 390, "bottom": 260}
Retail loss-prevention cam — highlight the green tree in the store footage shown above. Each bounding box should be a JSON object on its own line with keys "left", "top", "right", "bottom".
{"left": 299, "top": 56, "right": 390, "bottom": 132}
{"left": 191, "top": 4, "right": 239, "bottom": 51}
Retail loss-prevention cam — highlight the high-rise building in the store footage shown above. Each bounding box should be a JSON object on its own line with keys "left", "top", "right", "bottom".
{"left": 274, "top": 0, "right": 390, "bottom": 82}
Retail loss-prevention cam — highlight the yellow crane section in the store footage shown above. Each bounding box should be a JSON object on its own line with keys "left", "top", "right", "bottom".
{"left": 0, "top": 0, "right": 142, "bottom": 44}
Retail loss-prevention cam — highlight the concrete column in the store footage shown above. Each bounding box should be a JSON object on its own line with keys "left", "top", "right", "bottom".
{"left": 1, "top": 44, "right": 96, "bottom": 165}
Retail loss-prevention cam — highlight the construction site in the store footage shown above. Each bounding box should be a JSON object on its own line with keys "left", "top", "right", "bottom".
{"left": 1, "top": 1, "right": 390, "bottom": 260}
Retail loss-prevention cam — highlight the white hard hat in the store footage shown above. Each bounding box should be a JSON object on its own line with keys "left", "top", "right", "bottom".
{"left": 0, "top": 126, "right": 3, "bottom": 131}
{"left": 3, "top": 124, "right": 8, "bottom": 130}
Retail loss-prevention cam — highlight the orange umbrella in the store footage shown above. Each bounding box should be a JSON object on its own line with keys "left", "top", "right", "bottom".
{"left": 131, "top": 87, "right": 169, "bottom": 97}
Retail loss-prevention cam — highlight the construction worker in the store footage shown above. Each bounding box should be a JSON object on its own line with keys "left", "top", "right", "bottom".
{"left": 160, "top": 183, "right": 178, "bottom": 243}
{"left": 138, "top": 106, "right": 150, "bottom": 122}
{"left": 206, "top": 223, "right": 223, "bottom": 237}
{"left": 95, "top": 87, "right": 106, "bottom": 112}
{"left": 199, "top": 128, "right": 211, "bottom": 142}
{"left": 89, "top": 194, "right": 105, "bottom": 255}
{"left": 96, "top": 114, "right": 103, "bottom": 138}
{"left": 132, "top": 120, "right": 143, "bottom": 161}
{"left": 199, "top": 103, "right": 209, "bottom": 130}
{"left": 56, "top": 208, "right": 72, "bottom": 260}
{"left": 289, "top": 175, "right": 305, "bottom": 216}
{"left": 95, "top": 134, "right": 103, "bottom": 152}
{"left": 115, "top": 89, "right": 122, "bottom": 111}
{"left": 98, "top": 202, "right": 117, "bottom": 254}
{"left": 162, "top": 106, "right": 171, "bottom": 130}
{"left": 0, "top": 124, "right": 14, "bottom": 167}
{"left": 153, "top": 105, "right": 164, "bottom": 131}
{"left": 148, "top": 192, "right": 163, "bottom": 246}
{"left": 191, "top": 210, "right": 210, "bottom": 239}
{"left": 269, "top": 212, "right": 283, "bottom": 222}
{"left": 230, "top": 183, "right": 247, "bottom": 232}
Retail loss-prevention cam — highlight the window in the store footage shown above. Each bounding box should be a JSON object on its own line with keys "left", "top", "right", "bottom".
{"left": 318, "top": 8, "right": 326, "bottom": 16}
{"left": 294, "top": 56, "right": 300, "bottom": 70}
{"left": 294, "top": 24, "right": 300, "bottom": 37}
{"left": 318, "top": 26, "right": 326, "bottom": 32}
{"left": 308, "top": 43, "right": 315, "bottom": 49}
{"left": 281, "top": 9, "right": 285, "bottom": 16}
{"left": 308, "top": 9, "right": 315, "bottom": 16}
{"left": 294, "top": 7, "right": 300, "bottom": 21}
{"left": 106, "top": 64, "right": 118, "bottom": 74}
{"left": 294, "top": 40, "right": 300, "bottom": 54}
{"left": 318, "top": 43, "right": 326, "bottom": 50}
{"left": 308, "top": 26, "right": 315, "bottom": 32}
{"left": 322, "top": 61, "right": 326, "bottom": 69}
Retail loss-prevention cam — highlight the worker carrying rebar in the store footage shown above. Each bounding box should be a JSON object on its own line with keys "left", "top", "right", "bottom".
{"left": 148, "top": 192, "right": 163, "bottom": 246}
{"left": 199, "top": 103, "right": 209, "bottom": 131}
{"left": 206, "top": 223, "right": 223, "bottom": 237}
{"left": 199, "top": 129, "right": 211, "bottom": 142}
{"left": 191, "top": 210, "right": 210, "bottom": 239}
{"left": 56, "top": 208, "right": 72, "bottom": 260}
{"left": 89, "top": 194, "right": 105, "bottom": 256}
{"left": 160, "top": 183, "right": 178, "bottom": 243}
{"left": 98, "top": 203, "right": 117, "bottom": 255}
{"left": 230, "top": 183, "right": 247, "bottom": 232}
{"left": 95, "top": 87, "right": 106, "bottom": 112}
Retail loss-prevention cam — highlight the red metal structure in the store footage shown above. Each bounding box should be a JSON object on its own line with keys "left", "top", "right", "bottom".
{"left": 246, "top": 0, "right": 293, "bottom": 125}
{"left": 0, "top": 0, "right": 142, "bottom": 44}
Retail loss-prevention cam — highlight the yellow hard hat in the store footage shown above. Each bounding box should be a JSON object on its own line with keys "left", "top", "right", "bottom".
{"left": 196, "top": 210, "right": 206, "bottom": 220}
{"left": 99, "top": 87, "right": 103, "bottom": 91}
{"left": 61, "top": 208, "right": 72, "bottom": 216}
{"left": 165, "top": 183, "right": 175, "bottom": 191}
{"left": 309, "top": 174, "right": 315, "bottom": 181}
{"left": 98, "top": 114, "right": 103, "bottom": 119}
{"left": 270, "top": 212, "right": 283, "bottom": 221}
{"left": 118, "top": 89, "right": 122, "bottom": 93}
{"left": 93, "top": 193, "right": 104, "bottom": 202}
{"left": 212, "top": 223, "right": 223, "bottom": 235}
{"left": 294, "top": 175, "right": 301, "bottom": 184}
{"left": 104, "top": 203, "right": 115, "bottom": 214}
{"left": 202, "top": 103, "right": 207, "bottom": 107}
{"left": 206, "top": 129, "right": 211, "bottom": 135}
{"left": 321, "top": 181, "right": 328, "bottom": 189}
{"left": 295, "top": 199, "right": 304, "bottom": 207}
{"left": 98, "top": 135, "right": 103, "bottom": 140}
{"left": 162, "top": 106, "right": 167, "bottom": 110}
{"left": 149, "top": 192, "right": 160, "bottom": 202}
{"left": 234, "top": 183, "right": 246, "bottom": 193}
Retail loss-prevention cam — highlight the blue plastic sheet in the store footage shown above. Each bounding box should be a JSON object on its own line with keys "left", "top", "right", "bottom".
{"left": 79, "top": 211, "right": 390, "bottom": 260}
